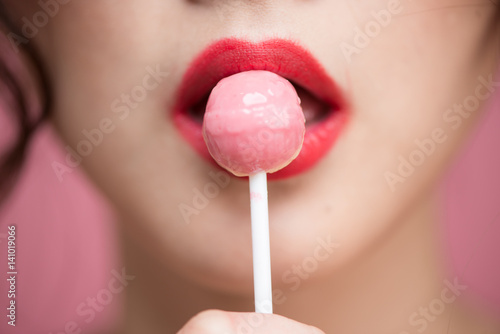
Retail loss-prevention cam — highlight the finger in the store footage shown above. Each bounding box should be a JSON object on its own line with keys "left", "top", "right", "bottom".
{"left": 177, "top": 309, "right": 325, "bottom": 334}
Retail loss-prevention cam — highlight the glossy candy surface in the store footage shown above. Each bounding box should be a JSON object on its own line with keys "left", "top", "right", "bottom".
{"left": 203, "top": 70, "right": 306, "bottom": 176}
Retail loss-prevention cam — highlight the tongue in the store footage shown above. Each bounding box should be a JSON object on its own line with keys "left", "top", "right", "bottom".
{"left": 202, "top": 70, "right": 306, "bottom": 177}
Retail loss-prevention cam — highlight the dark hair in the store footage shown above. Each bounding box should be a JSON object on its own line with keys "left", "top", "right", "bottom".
{"left": 0, "top": 2, "right": 52, "bottom": 204}
{"left": 0, "top": 4, "right": 498, "bottom": 205}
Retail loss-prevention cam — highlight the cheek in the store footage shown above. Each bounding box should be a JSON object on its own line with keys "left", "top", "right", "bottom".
{"left": 346, "top": 6, "right": 498, "bottom": 181}
{"left": 44, "top": 3, "right": 185, "bottom": 161}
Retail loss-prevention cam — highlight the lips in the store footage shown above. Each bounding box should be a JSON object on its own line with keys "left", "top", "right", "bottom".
{"left": 173, "top": 38, "right": 349, "bottom": 180}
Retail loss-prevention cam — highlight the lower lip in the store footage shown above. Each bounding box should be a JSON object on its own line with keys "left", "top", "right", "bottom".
{"left": 173, "top": 39, "right": 349, "bottom": 180}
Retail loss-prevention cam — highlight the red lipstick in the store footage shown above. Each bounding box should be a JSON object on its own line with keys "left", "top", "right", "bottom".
{"left": 173, "top": 38, "right": 349, "bottom": 180}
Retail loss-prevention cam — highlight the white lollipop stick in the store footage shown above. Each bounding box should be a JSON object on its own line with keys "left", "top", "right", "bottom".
{"left": 249, "top": 171, "right": 273, "bottom": 314}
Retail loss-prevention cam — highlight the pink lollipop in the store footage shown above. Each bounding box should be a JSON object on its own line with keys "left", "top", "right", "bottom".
{"left": 203, "top": 70, "right": 305, "bottom": 177}
{"left": 202, "top": 71, "right": 305, "bottom": 314}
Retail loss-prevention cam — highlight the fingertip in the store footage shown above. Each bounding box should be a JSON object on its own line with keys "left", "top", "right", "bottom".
{"left": 178, "top": 309, "right": 233, "bottom": 334}
{"left": 308, "top": 325, "right": 326, "bottom": 334}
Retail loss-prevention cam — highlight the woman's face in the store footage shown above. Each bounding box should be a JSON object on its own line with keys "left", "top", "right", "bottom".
{"left": 17, "top": 1, "right": 499, "bottom": 293}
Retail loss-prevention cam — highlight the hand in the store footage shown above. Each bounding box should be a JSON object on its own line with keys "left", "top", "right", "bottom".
{"left": 177, "top": 310, "right": 325, "bottom": 334}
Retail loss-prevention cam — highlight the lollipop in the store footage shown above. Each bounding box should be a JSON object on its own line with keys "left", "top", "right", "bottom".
{"left": 203, "top": 70, "right": 305, "bottom": 176}
{"left": 203, "top": 70, "right": 305, "bottom": 313}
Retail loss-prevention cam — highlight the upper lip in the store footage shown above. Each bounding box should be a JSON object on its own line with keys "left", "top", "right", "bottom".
{"left": 173, "top": 38, "right": 348, "bottom": 180}
{"left": 174, "top": 38, "right": 345, "bottom": 117}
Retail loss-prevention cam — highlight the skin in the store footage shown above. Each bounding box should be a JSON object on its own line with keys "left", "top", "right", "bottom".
{"left": 5, "top": 0, "right": 500, "bottom": 333}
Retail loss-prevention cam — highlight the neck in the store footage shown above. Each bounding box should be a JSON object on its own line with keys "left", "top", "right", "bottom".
{"left": 118, "top": 191, "right": 483, "bottom": 334}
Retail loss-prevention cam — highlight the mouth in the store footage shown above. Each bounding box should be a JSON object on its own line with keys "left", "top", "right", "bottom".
{"left": 173, "top": 38, "right": 349, "bottom": 180}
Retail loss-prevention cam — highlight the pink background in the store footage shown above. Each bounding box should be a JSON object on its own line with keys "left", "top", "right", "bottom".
{"left": 0, "top": 82, "right": 499, "bottom": 333}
